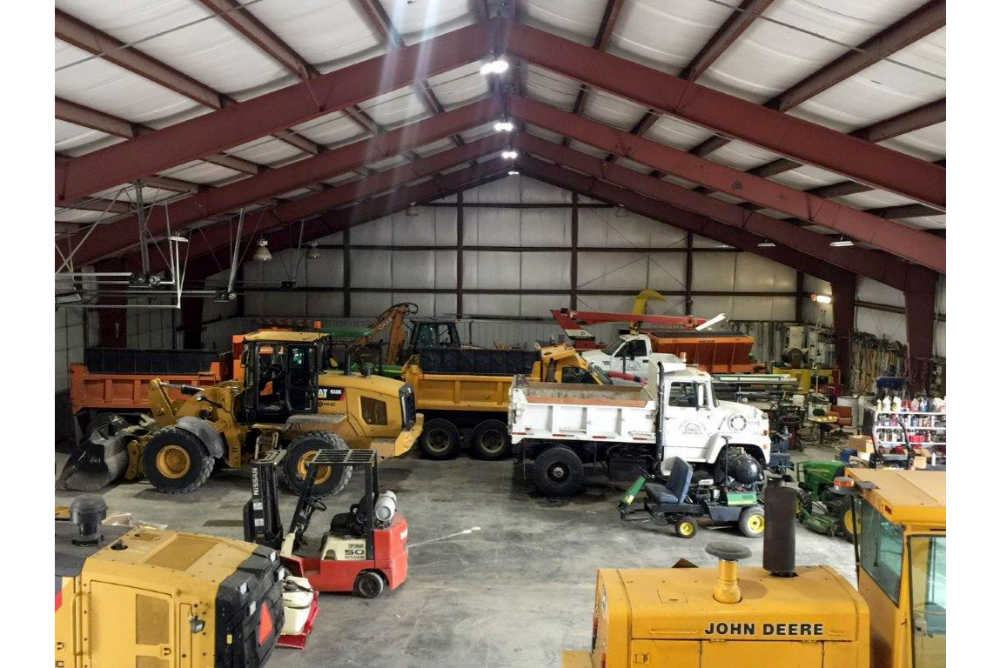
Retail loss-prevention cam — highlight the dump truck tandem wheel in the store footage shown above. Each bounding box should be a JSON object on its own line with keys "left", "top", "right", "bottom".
{"left": 282, "top": 432, "right": 352, "bottom": 497}
{"left": 142, "top": 427, "right": 215, "bottom": 494}
{"left": 471, "top": 420, "right": 511, "bottom": 460}
{"left": 419, "top": 419, "right": 461, "bottom": 460}
{"left": 533, "top": 446, "right": 585, "bottom": 497}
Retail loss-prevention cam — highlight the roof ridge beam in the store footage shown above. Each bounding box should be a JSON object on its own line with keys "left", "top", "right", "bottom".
{"left": 510, "top": 96, "right": 944, "bottom": 272}
{"left": 503, "top": 20, "right": 944, "bottom": 210}
{"left": 55, "top": 19, "right": 498, "bottom": 203}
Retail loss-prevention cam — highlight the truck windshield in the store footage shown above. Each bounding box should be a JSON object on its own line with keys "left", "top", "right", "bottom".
{"left": 589, "top": 366, "right": 613, "bottom": 385}
{"left": 601, "top": 338, "right": 624, "bottom": 357}
{"left": 909, "top": 535, "right": 946, "bottom": 668}
{"left": 858, "top": 497, "right": 905, "bottom": 605}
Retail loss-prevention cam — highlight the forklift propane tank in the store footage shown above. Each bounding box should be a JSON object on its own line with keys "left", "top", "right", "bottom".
{"left": 374, "top": 491, "right": 398, "bottom": 526}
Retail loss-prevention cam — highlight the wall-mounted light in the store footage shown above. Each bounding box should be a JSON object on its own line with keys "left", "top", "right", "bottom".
{"left": 479, "top": 58, "right": 509, "bottom": 76}
{"left": 306, "top": 241, "right": 321, "bottom": 260}
{"left": 829, "top": 235, "right": 854, "bottom": 247}
{"left": 253, "top": 238, "right": 272, "bottom": 262}
{"left": 494, "top": 119, "right": 515, "bottom": 132}
{"left": 811, "top": 293, "right": 833, "bottom": 304}
{"left": 501, "top": 150, "right": 518, "bottom": 160}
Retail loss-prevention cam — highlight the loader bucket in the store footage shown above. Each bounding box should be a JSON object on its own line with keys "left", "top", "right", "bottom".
{"left": 57, "top": 421, "right": 131, "bottom": 492}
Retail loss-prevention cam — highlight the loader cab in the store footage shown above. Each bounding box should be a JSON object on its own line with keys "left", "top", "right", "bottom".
{"left": 407, "top": 319, "right": 461, "bottom": 357}
{"left": 241, "top": 332, "right": 323, "bottom": 423}
{"left": 847, "top": 469, "right": 946, "bottom": 668}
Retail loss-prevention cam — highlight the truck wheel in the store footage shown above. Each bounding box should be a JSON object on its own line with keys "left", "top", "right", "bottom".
{"left": 533, "top": 446, "right": 584, "bottom": 497}
{"left": 471, "top": 420, "right": 511, "bottom": 460}
{"left": 353, "top": 571, "right": 385, "bottom": 599}
{"left": 143, "top": 427, "right": 215, "bottom": 494}
{"left": 419, "top": 419, "right": 461, "bottom": 460}
{"left": 282, "top": 432, "right": 352, "bottom": 497}
{"left": 738, "top": 507, "right": 765, "bottom": 538}
{"left": 675, "top": 516, "right": 698, "bottom": 539}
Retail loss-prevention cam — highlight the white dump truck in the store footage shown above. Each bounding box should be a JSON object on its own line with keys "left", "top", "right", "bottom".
{"left": 508, "top": 355, "right": 773, "bottom": 496}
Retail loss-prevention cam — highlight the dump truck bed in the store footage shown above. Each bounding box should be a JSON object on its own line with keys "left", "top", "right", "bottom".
{"left": 401, "top": 347, "right": 539, "bottom": 412}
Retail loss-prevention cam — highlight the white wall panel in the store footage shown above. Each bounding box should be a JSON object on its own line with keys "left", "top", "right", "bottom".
{"left": 521, "top": 209, "right": 571, "bottom": 246}
{"left": 464, "top": 207, "right": 520, "bottom": 246}
{"left": 302, "top": 253, "right": 344, "bottom": 287}
{"left": 934, "top": 321, "right": 945, "bottom": 358}
{"left": 391, "top": 250, "right": 436, "bottom": 289}
{"left": 521, "top": 253, "right": 571, "bottom": 289}
{"left": 692, "top": 296, "right": 735, "bottom": 317}
{"left": 856, "top": 307, "right": 907, "bottom": 344}
{"left": 734, "top": 254, "right": 797, "bottom": 291}
{"left": 307, "top": 292, "right": 344, "bottom": 317}
{"left": 462, "top": 293, "right": 521, "bottom": 317}
{"left": 691, "top": 253, "right": 736, "bottom": 291}
{"left": 521, "top": 294, "right": 570, "bottom": 318}
{"left": 731, "top": 296, "right": 796, "bottom": 321}
{"left": 935, "top": 276, "right": 945, "bottom": 315}
{"left": 352, "top": 250, "right": 393, "bottom": 288}
{"left": 350, "top": 216, "right": 394, "bottom": 245}
{"left": 463, "top": 251, "right": 521, "bottom": 290}
{"left": 520, "top": 177, "right": 572, "bottom": 204}
{"left": 646, "top": 253, "right": 687, "bottom": 291}
{"left": 857, "top": 277, "right": 905, "bottom": 307}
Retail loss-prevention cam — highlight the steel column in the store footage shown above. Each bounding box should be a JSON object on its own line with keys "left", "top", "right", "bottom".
{"left": 905, "top": 287, "right": 937, "bottom": 393}
{"left": 570, "top": 192, "right": 579, "bottom": 309}
{"left": 456, "top": 192, "right": 465, "bottom": 317}
{"left": 831, "top": 278, "right": 856, "bottom": 383}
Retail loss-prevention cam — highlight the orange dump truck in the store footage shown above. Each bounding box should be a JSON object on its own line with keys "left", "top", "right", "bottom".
{"left": 69, "top": 348, "right": 230, "bottom": 431}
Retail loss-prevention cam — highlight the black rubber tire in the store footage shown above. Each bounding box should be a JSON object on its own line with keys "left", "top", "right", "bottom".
{"left": 419, "top": 418, "right": 461, "bottom": 460}
{"left": 532, "top": 446, "right": 585, "bottom": 497}
{"left": 282, "top": 432, "right": 352, "bottom": 497}
{"left": 353, "top": 571, "right": 385, "bottom": 599}
{"left": 471, "top": 420, "right": 511, "bottom": 460}
{"left": 142, "top": 426, "right": 215, "bottom": 494}
{"left": 675, "top": 516, "right": 698, "bottom": 539}
{"left": 738, "top": 506, "right": 766, "bottom": 538}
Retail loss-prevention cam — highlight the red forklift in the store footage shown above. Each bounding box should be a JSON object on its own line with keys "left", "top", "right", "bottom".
{"left": 244, "top": 448, "right": 409, "bottom": 599}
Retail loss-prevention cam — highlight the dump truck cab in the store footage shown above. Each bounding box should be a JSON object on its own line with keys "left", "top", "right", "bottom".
{"left": 406, "top": 318, "right": 461, "bottom": 357}
{"left": 847, "top": 468, "right": 946, "bottom": 668}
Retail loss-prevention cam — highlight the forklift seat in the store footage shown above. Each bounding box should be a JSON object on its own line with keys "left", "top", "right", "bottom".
{"left": 645, "top": 457, "right": 693, "bottom": 505}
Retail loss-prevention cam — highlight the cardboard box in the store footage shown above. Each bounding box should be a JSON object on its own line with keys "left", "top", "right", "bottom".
{"left": 849, "top": 435, "right": 875, "bottom": 453}
{"left": 913, "top": 456, "right": 928, "bottom": 470}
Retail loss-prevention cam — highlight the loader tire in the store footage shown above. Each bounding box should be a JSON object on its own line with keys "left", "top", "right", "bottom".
{"left": 471, "top": 420, "right": 511, "bottom": 460}
{"left": 533, "top": 446, "right": 584, "bottom": 497}
{"left": 283, "top": 432, "right": 352, "bottom": 498}
{"left": 143, "top": 427, "right": 215, "bottom": 494}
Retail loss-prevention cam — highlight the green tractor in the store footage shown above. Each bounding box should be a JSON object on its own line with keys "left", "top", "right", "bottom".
{"left": 794, "top": 460, "right": 859, "bottom": 541}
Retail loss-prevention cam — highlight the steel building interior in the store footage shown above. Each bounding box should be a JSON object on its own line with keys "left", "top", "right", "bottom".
{"left": 53, "top": 1, "right": 947, "bottom": 667}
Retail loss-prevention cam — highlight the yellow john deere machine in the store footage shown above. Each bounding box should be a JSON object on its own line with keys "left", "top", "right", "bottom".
{"left": 564, "top": 469, "right": 945, "bottom": 668}
{"left": 61, "top": 329, "right": 423, "bottom": 496}
{"left": 56, "top": 495, "right": 285, "bottom": 668}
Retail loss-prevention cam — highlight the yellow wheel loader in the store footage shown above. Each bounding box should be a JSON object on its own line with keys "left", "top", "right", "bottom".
{"left": 56, "top": 495, "right": 285, "bottom": 668}
{"left": 563, "top": 469, "right": 945, "bottom": 668}
{"left": 60, "top": 330, "right": 423, "bottom": 496}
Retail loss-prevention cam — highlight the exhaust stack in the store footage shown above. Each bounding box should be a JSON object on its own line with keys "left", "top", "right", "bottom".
{"left": 763, "top": 477, "right": 797, "bottom": 577}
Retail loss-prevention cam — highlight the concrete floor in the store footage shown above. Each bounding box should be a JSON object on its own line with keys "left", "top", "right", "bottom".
{"left": 55, "top": 444, "right": 855, "bottom": 668}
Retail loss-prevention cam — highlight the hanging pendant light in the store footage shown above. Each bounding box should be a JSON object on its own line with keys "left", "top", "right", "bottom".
{"left": 405, "top": 202, "right": 419, "bottom": 217}
{"left": 253, "top": 238, "right": 273, "bottom": 262}
{"left": 306, "top": 241, "right": 321, "bottom": 260}
{"left": 614, "top": 204, "right": 629, "bottom": 218}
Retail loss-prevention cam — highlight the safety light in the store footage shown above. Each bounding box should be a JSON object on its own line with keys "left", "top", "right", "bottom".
{"left": 494, "top": 119, "right": 515, "bottom": 132}
{"left": 830, "top": 235, "right": 854, "bottom": 247}
{"left": 480, "top": 58, "right": 510, "bottom": 75}
{"left": 306, "top": 241, "right": 321, "bottom": 260}
{"left": 501, "top": 150, "right": 518, "bottom": 160}
{"left": 252, "top": 238, "right": 272, "bottom": 262}
{"left": 811, "top": 293, "right": 832, "bottom": 304}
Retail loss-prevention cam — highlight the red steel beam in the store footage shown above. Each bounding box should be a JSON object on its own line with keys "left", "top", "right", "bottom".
{"left": 178, "top": 161, "right": 509, "bottom": 280}
{"left": 504, "top": 20, "right": 945, "bottom": 210}
{"left": 156, "top": 136, "right": 507, "bottom": 269}
{"left": 767, "top": 0, "right": 945, "bottom": 113}
{"left": 511, "top": 97, "right": 945, "bottom": 273}
{"left": 517, "top": 157, "right": 851, "bottom": 285}
{"left": 514, "top": 134, "right": 939, "bottom": 293}
{"left": 68, "top": 98, "right": 502, "bottom": 267}
{"left": 681, "top": 0, "right": 775, "bottom": 81}
{"left": 55, "top": 20, "right": 497, "bottom": 203}
{"left": 55, "top": 97, "right": 261, "bottom": 175}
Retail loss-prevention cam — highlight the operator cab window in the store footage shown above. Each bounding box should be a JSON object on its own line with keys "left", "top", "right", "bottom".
{"left": 668, "top": 381, "right": 701, "bottom": 408}
{"left": 561, "top": 366, "right": 597, "bottom": 384}
{"left": 256, "top": 344, "right": 287, "bottom": 412}
{"left": 287, "top": 345, "right": 317, "bottom": 412}
{"left": 858, "top": 498, "right": 905, "bottom": 604}
{"left": 909, "top": 535, "right": 946, "bottom": 668}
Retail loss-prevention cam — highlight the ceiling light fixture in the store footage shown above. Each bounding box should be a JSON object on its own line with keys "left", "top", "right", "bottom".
{"left": 811, "top": 294, "right": 833, "bottom": 304}
{"left": 614, "top": 204, "right": 629, "bottom": 218}
{"left": 501, "top": 150, "right": 518, "bottom": 160}
{"left": 757, "top": 239, "right": 776, "bottom": 247}
{"left": 253, "top": 238, "right": 273, "bottom": 262}
{"left": 829, "top": 235, "right": 854, "bottom": 247}
{"left": 508, "top": 170, "right": 520, "bottom": 176}
{"left": 405, "top": 202, "right": 419, "bottom": 217}
{"left": 480, "top": 58, "right": 510, "bottom": 76}
{"left": 494, "top": 119, "right": 514, "bottom": 132}
{"left": 306, "top": 241, "right": 321, "bottom": 260}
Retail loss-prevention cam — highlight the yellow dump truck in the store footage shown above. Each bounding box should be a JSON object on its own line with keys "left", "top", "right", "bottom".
{"left": 402, "top": 345, "right": 613, "bottom": 460}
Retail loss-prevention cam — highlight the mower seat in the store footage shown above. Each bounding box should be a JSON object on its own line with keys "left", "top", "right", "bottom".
{"left": 645, "top": 457, "right": 693, "bottom": 504}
